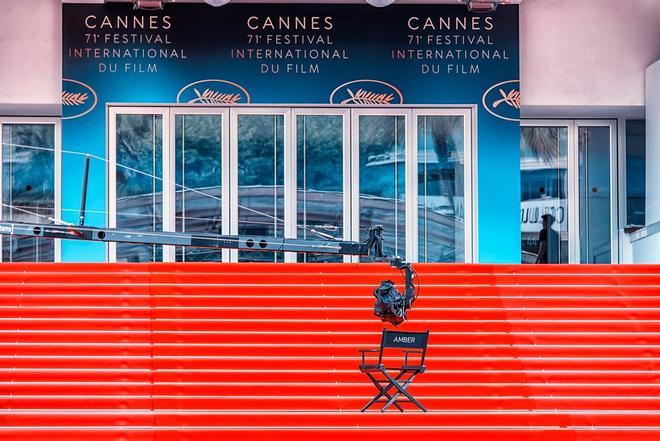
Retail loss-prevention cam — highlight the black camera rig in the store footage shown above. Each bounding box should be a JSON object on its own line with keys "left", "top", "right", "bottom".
{"left": 0, "top": 156, "right": 417, "bottom": 325}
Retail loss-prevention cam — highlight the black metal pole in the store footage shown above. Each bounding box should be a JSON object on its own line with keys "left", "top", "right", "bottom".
{"left": 0, "top": 221, "right": 386, "bottom": 258}
{"left": 78, "top": 155, "right": 90, "bottom": 227}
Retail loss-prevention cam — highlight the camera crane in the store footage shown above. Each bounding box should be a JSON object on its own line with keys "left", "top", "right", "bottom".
{"left": 0, "top": 156, "right": 417, "bottom": 325}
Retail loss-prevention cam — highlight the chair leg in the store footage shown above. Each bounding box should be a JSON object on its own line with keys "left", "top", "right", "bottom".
{"left": 361, "top": 395, "right": 380, "bottom": 412}
{"left": 381, "top": 369, "right": 427, "bottom": 412}
{"left": 361, "top": 371, "right": 388, "bottom": 412}
{"left": 361, "top": 370, "right": 406, "bottom": 412}
{"left": 381, "top": 391, "right": 405, "bottom": 412}
{"left": 375, "top": 370, "right": 408, "bottom": 412}
{"left": 381, "top": 382, "right": 418, "bottom": 412}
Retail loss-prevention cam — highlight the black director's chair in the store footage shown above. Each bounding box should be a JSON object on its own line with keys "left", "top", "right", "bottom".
{"left": 359, "top": 328, "right": 429, "bottom": 412}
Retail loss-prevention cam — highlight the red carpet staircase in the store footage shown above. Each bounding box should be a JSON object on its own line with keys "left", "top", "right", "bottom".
{"left": 1, "top": 263, "right": 659, "bottom": 440}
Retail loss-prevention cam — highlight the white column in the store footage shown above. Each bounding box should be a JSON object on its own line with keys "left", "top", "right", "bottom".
{"left": 631, "top": 60, "right": 660, "bottom": 263}
{"left": 645, "top": 60, "right": 660, "bottom": 225}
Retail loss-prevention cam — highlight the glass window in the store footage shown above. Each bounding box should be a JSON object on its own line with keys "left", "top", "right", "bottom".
{"left": 115, "top": 114, "right": 163, "bottom": 262}
{"left": 358, "top": 115, "right": 406, "bottom": 260}
{"left": 237, "top": 114, "right": 285, "bottom": 262}
{"left": 296, "top": 114, "right": 344, "bottom": 263}
{"left": 417, "top": 115, "right": 465, "bottom": 262}
{"left": 175, "top": 114, "right": 223, "bottom": 262}
{"left": 1, "top": 123, "right": 55, "bottom": 262}
{"left": 520, "top": 126, "right": 569, "bottom": 264}
{"left": 625, "top": 119, "right": 645, "bottom": 227}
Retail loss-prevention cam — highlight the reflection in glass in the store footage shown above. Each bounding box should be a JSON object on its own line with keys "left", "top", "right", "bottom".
{"left": 1, "top": 124, "right": 55, "bottom": 262}
{"left": 175, "top": 114, "right": 223, "bottom": 262}
{"left": 418, "top": 115, "right": 464, "bottom": 262}
{"left": 579, "top": 126, "right": 611, "bottom": 263}
{"left": 625, "top": 120, "right": 645, "bottom": 227}
{"left": 520, "top": 126, "right": 569, "bottom": 263}
{"left": 297, "top": 115, "right": 344, "bottom": 262}
{"left": 237, "top": 114, "right": 284, "bottom": 262}
{"left": 358, "top": 115, "right": 405, "bottom": 259}
{"left": 116, "top": 114, "right": 162, "bottom": 262}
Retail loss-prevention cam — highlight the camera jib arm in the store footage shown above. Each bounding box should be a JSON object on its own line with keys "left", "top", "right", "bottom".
{"left": 0, "top": 220, "right": 415, "bottom": 324}
{"left": 0, "top": 163, "right": 416, "bottom": 325}
{"left": 0, "top": 221, "right": 385, "bottom": 259}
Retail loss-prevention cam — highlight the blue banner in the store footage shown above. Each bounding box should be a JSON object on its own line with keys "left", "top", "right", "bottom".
{"left": 62, "top": 3, "right": 520, "bottom": 262}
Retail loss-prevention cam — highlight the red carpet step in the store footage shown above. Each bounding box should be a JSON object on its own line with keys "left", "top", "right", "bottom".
{"left": 0, "top": 262, "right": 659, "bottom": 440}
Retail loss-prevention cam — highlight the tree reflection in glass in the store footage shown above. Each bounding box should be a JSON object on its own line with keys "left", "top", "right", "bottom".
{"left": 358, "top": 115, "right": 406, "bottom": 259}
{"left": 418, "top": 115, "right": 465, "bottom": 262}
{"left": 175, "top": 114, "right": 223, "bottom": 262}
{"left": 2, "top": 124, "right": 55, "bottom": 262}
{"left": 297, "top": 115, "right": 344, "bottom": 262}
{"left": 237, "top": 114, "right": 284, "bottom": 262}
{"left": 116, "top": 114, "right": 162, "bottom": 262}
{"left": 520, "top": 126, "right": 569, "bottom": 263}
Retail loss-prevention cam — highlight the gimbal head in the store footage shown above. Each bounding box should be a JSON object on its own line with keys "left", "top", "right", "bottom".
{"left": 371, "top": 253, "right": 418, "bottom": 326}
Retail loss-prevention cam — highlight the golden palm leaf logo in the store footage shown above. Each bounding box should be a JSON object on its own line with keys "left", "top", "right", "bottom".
{"left": 62, "top": 79, "right": 98, "bottom": 120}
{"left": 329, "top": 79, "right": 404, "bottom": 105}
{"left": 62, "top": 91, "right": 89, "bottom": 106}
{"left": 493, "top": 88, "right": 520, "bottom": 109}
{"left": 340, "top": 88, "right": 395, "bottom": 105}
{"left": 177, "top": 79, "right": 251, "bottom": 104}
{"left": 481, "top": 80, "right": 520, "bottom": 122}
{"left": 188, "top": 88, "right": 242, "bottom": 104}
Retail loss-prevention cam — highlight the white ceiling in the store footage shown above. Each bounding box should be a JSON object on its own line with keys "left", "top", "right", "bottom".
{"left": 66, "top": 0, "right": 522, "bottom": 4}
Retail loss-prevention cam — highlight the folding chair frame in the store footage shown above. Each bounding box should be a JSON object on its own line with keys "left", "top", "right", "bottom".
{"left": 359, "top": 329, "right": 429, "bottom": 412}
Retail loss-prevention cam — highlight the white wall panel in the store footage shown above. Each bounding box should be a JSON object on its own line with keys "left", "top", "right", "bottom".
{"left": 520, "top": 0, "right": 660, "bottom": 107}
{"left": 0, "top": 0, "right": 61, "bottom": 108}
{"left": 1, "top": 0, "right": 659, "bottom": 111}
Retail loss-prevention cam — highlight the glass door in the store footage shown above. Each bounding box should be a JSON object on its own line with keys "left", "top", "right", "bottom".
{"left": 351, "top": 109, "right": 411, "bottom": 261}
{"left": 577, "top": 121, "right": 617, "bottom": 263}
{"left": 108, "top": 105, "right": 475, "bottom": 264}
{"left": 414, "top": 109, "right": 473, "bottom": 263}
{"left": 521, "top": 120, "right": 618, "bottom": 264}
{"left": 520, "top": 122, "right": 570, "bottom": 263}
{"left": 230, "top": 109, "right": 289, "bottom": 262}
{"left": 170, "top": 108, "right": 229, "bottom": 262}
{"left": 292, "top": 109, "right": 350, "bottom": 263}
{"left": 108, "top": 108, "right": 169, "bottom": 262}
{"left": 0, "top": 118, "right": 61, "bottom": 262}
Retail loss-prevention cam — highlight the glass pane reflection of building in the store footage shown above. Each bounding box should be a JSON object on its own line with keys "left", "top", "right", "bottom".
{"left": 115, "top": 114, "right": 163, "bottom": 263}
{"left": 625, "top": 120, "right": 645, "bottom": 227}
{"left": 1, "top": 124, "right": 55, "bottom": 262}
{"left": 296, "top": 115, "right": 344, "bottom": 263}
{"left": 358, "top": 115, "right": 406, "bottom": 260}
{"left": 520, "top": 126, "right": 569, "bottom": 264}
{"left": 175, "top": 114, "right": 223, "bottom": 262}
{"left": 417, "top": 115, "right": 465, "bottom": 263}
{"left": 237, "top": 114, "right": 284, "bottom": 262}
